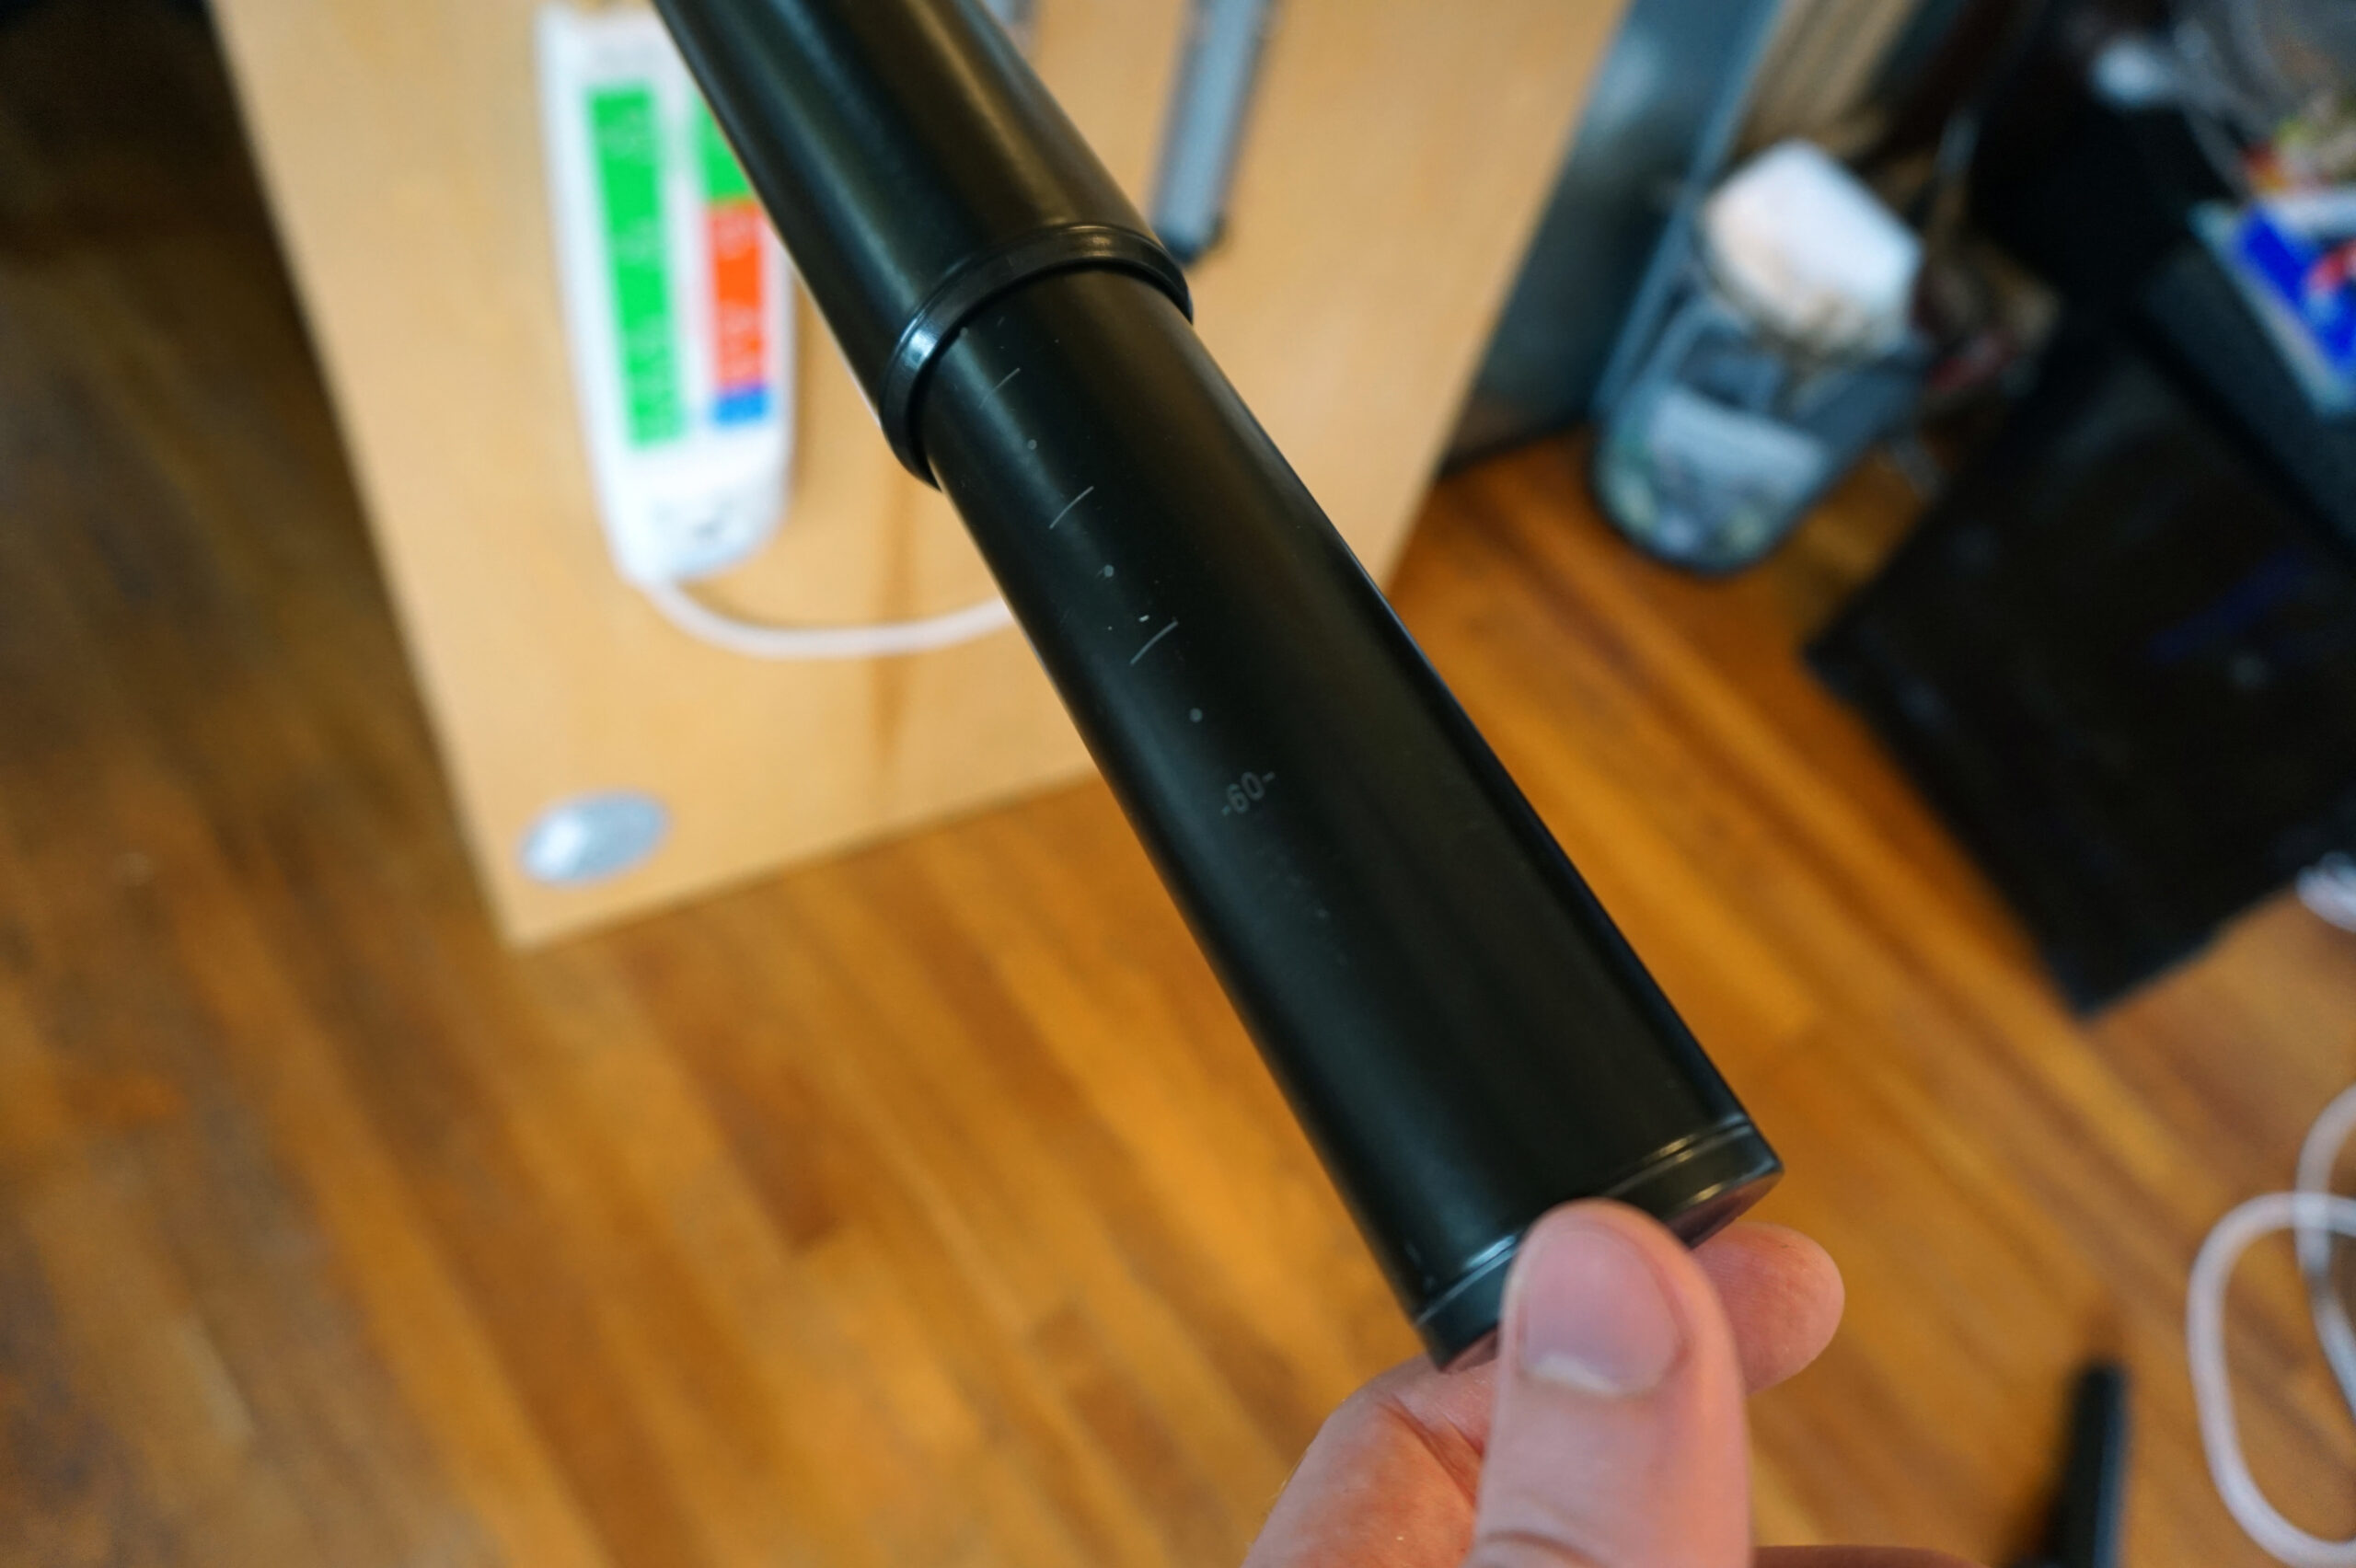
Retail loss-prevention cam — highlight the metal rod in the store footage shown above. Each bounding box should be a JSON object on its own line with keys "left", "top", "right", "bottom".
{"left": 1149, "top": 0, "right": 1280, "bottom": 262}
{"left": 978, "top": 0, "right": 1035, "bottom": 52}
{"left": 654, "top": 0, "right": 1780, "bottom": 1361}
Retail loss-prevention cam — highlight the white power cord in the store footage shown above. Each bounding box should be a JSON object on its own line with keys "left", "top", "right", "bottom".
{"left": 2189, "top": 1082, "right": 2356, "bottom": 1566}
{"left": 2295, "top": 1086, "right": 2356, "bottom": 1415}
{"left": 641, "top": 577, "right": 1014, "bottom": 661}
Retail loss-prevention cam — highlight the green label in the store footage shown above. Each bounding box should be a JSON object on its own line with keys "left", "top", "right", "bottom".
{"left": 695, "top": 104, "right": 754, "bottom": 202}
{"left": 589, "top": 86, "right": 683, "bottom": 448}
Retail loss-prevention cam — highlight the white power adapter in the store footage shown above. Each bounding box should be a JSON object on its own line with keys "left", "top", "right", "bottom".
{"left": 538, "top": 5, "right": 792, "bottom": 587}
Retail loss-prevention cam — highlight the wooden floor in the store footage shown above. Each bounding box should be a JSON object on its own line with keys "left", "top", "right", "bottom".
{"left": 5, "top": 5, "right": 2354, "bottom": 1565}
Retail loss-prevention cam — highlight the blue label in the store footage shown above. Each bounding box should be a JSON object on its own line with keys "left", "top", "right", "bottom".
{"left": 712, "top": 386, "right": 774, "bottom": 426}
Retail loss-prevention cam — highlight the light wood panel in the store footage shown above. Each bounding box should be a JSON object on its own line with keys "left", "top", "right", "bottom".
{"left": 7, "top": 6, "right": 2356, "bottom": 1565}
{"left": 201, "top": 0, "right": 1620, "bottom": 942}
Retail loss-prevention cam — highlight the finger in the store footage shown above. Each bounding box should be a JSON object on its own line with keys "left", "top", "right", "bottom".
{"left": 1352, "top": 1348, "right": 1501, "bottom": 1457}
{"left": 1241, "top": 1361, "right": 1494, "bottom": 1568}
{"left": 1242, "top": 1216, "right": 1849, "bottom": 1567}
{"left": 1755, "top": 1550, "right": 1984, "bottom": 1566}
{"left": 1468, "top": 1201, "right": 1751, "bottom": 1567}
{"left": 1694, "top": 1221, "right": 1845, "bottom": 1393}
{"left": 1326, "top": 1218, "right": 1843, "bottom": 1465}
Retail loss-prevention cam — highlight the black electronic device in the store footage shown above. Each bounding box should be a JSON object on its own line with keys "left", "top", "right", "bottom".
{"left": 653, "top": 0, "right": 1778, "bottom": 1360}
{"left": 1813, "top": 259, "right": 2356, "bottom": 1010}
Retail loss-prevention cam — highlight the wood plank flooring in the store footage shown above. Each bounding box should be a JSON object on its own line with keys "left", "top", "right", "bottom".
{"left": 4, "top": 3, "right": 2353, "bottom": 1564}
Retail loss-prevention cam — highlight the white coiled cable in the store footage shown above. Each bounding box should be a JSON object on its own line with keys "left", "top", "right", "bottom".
{"left": 2189, "top": 1083, "right": 2356, "bottom": 1566}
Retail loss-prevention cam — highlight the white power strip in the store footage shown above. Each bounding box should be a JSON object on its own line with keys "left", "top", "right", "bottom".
{"left": 537, "top": 4, "right": 1011, "bottom": 662}
{"left": 539, "top": 5, "right": 792, "bottom": 587}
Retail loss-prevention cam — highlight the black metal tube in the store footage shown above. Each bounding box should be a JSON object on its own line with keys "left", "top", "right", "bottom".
{"left": 657, "top": 0, "right": 1780, "bottom": 1361}
{"left": 649, "top": 0, "right": 1188, "bottom": 479}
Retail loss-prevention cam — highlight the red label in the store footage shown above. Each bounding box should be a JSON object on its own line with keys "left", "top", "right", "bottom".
{"left": 708, "top": 202, "right": 767, "bottom": 409}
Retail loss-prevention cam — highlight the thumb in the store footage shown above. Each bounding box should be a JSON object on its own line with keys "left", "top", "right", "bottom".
{"left": 1468, "top": 1202, "right": 1752, "bottom": 1568}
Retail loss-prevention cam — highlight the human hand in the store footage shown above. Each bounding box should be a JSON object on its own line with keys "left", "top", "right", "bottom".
{"left": 1244, "top": 1201, "right": 1978, "bottom": 1567}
